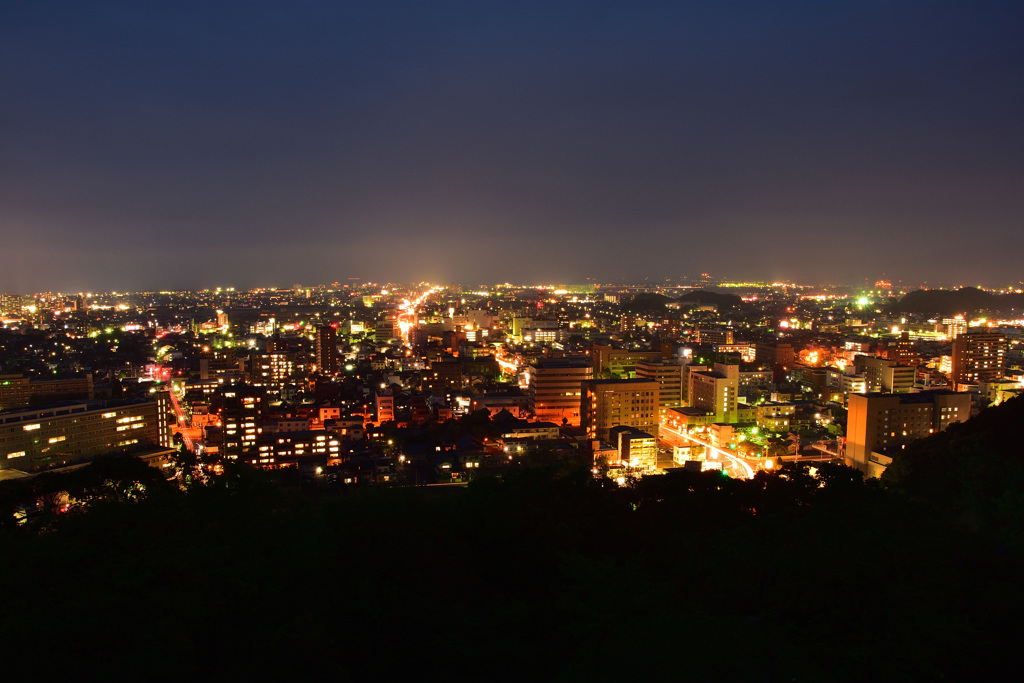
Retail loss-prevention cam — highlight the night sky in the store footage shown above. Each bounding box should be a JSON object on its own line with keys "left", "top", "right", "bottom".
{"left": 3, "top": 1, "right": 1022, "bottom": 293}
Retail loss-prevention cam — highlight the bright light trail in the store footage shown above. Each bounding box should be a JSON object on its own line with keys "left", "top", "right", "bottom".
{"left": 660, "top": 422, "right": 756, "bottom": 479}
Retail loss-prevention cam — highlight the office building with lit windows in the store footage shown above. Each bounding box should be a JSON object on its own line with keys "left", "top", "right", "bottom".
{"left": 581, "top": 378, "right": 659, "bottom": 443}
{"left": 688, "top": 362, "right": 739, "bottom": 423}
{"left": 0, "top": 374, "right": 94, "bottom": 411}
{"left": 857, "top": 356, "right": 915, "bottom": 394}
{"left": 0, "top": 399, "right": 164, "bottom": 472}
{"left": 951, "top": 331, "right": 1007, "bottom": 387}
{"left": 528, "top": 357, "right": 593, "bottom": 426}
{"left": 315, "top": 325, "right": 338, "bottom": 374}
{"left": 592, "top": 345, "right": 662, "bottom": 378}
{"left": 635, "top": 358, "right": 686, "bottom": 417}
{"left": 219, "top": 384, "right": 266, "bottom": 459}
{"left": 844, "top": 390, "right": 971, "bottom": 477}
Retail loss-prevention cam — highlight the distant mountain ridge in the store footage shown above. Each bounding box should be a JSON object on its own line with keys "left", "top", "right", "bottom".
{"left": 620, "top": 290, "right": 743, "bottom": 314}
{"left": 677, "top": 290, "right": 742, "bottom": 308}
{"left": 891, "top": 287, "right": 1024, "bottom": 315}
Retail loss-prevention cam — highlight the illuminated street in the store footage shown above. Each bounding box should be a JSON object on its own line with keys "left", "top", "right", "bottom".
{"left": 660, "top": 421, "right": 759, "bottom": 479}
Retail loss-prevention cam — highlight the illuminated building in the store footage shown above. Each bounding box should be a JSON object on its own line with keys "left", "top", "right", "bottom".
{"left": 664, "top": 406, "right": 714, "bottom": 433}
{"left": 219, "top": 384, "right": 265, "bottom": 459}
{"left": 882, "top": 332, "right": 917, "bottom": 364}
{"left": 791, "top": 364, "right": 827, "bottom": 392}
{"left": 694, "top": 326, "right": 734, "bottom": 345}
{"left": 376, "top": 389, "right": 395, "bottom": 423}
{"left": 0, "top": 374, "right": 94, "bottom": 410}
{"left": 844, "top": 390, "right": 971, "bottom": 477}
{"left": 717, "top": 342, "right": 756, "bottom": 363}
{"left": 263, "top": 416, "right": 313, "bottom": 434}
{"left": 315, "top": 325, "right": 338, "bottom": 374}
{"left": 951, "top": 331, "right": 1007, "bottom": 387}
{"left": 825, "top": 367, "right": 867, "bottom": 404}
{"left": 592, "top": 345, "right": 662, "bottom": 378}
{"left": 581, "top": 378, "right": 659, "bottom": 443}
{"left": 0, "top": 399, "right": 161, "bottom": 472}
{"left": 374, "top": 315, "right": 399, "bottom": 342}
{"left": 470, "top": 394, "right": 531, "bottom": 418}
{"left": 424, "top": 359, "right": 463, "bottom": 392}
{"left": 756, "top": 401, "right": 796, "bottom": 431}
{"left": 635, "top": 358, "right": 686, "bottom": 416}
{"left": 979, "top": 379, "right": 1024, "bottom": 406}
{"left": 857, "top": 356, "right": 915, "bottom": 394}
{"left": 682, "top": 364, "right": 707, "bottom": 405}
{"left": 610, "top": 425, "right": 658, "bottom": 471}
{"left": 154, "top": 390, "right": 174, "bottom": 449}
{"left": 528, "top": 357, "right": 593, "bottom": 426}
{"left": 688, "top": 362, "right": 739, "bottom": 423}
{"left": 755, "top": 342, "right": 795, "bottom": 369}
{"left": 943, "top": 315, "right": 967, "bottom": 340}
{"left": 0, "top": 293, "right": 23, "bottom": 318}
{"left": 253, "top": 430, "right": 342, "bottom": 469}
{"left": 738, "top": 368, "right": 773, "bottom": 392}
{"left": 513, "top": 317, "right": 561, "bottom": 343}
{"left": 248, "top": 352, "right": 296, "bottom": 398}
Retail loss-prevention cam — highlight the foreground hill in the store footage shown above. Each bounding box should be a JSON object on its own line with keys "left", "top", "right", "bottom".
{"left": 883, "top": 393, "right": 1024, "bottom": 549}
{"left": 1, "top": 456, "right": 1020, "bottom": 680}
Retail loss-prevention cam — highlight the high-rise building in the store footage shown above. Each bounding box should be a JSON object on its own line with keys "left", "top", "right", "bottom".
{"left": 528, "top": 357, "right": 593, "bottom": 426}
{"left": 951, "top": 331, "right": 1007, "bottom": 386}
{"left": 248, "top": 352, "right": 296, "bottom": 397}
{"left": 844, "top": 390, "right": 971, "bottom": 477}
{"left": 635, "top": 358, "right": 686, "bottom": 417}
{"left": 315, "top": 325, "right": 338, "bottom": 374}
{"left": 858, "top": 356, "right": 915, "bottom": 394}
{"left": 580, "top": 378, "right": 659, "bottom": 443}
{"left": 219, "top": 384, "right": 265, "bottom": 459}
{"left": 688, "top": 362, "right": 739, "bottom": 423}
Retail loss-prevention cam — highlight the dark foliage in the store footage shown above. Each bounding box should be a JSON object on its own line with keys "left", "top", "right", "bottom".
{"left": 0, "top": 455, "right": 1019, "bottom": 680}
{"left": 883, "top": 394, "right": 1024, "bottom": 551}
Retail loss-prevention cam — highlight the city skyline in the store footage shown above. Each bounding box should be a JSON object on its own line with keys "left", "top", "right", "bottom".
{"left": 3, "top": 1, "right": 1022, "bottom": 292}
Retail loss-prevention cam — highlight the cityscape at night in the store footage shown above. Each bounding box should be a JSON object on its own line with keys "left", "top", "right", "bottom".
{"left": 3, "top": 1, "right": 1023, "bottom": 679}
{"left": 2, "top": 279, "right": 1023, "bottom": 677}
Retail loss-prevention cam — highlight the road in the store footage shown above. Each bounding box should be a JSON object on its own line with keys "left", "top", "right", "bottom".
{"left": 659, "top": 422, "right": 758, "bottom": 479}
{"left": 167, "top": 390, "right": 197, "bottom": 453}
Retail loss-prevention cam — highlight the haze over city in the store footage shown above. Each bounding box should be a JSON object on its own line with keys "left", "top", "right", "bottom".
{"left": 3, "top": 1, "right": 1022, "bottom": 293}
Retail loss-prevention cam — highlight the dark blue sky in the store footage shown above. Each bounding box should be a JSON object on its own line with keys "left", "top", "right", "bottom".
{"left": 3, "top": 1, "right": 1022, "bottom": 292}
